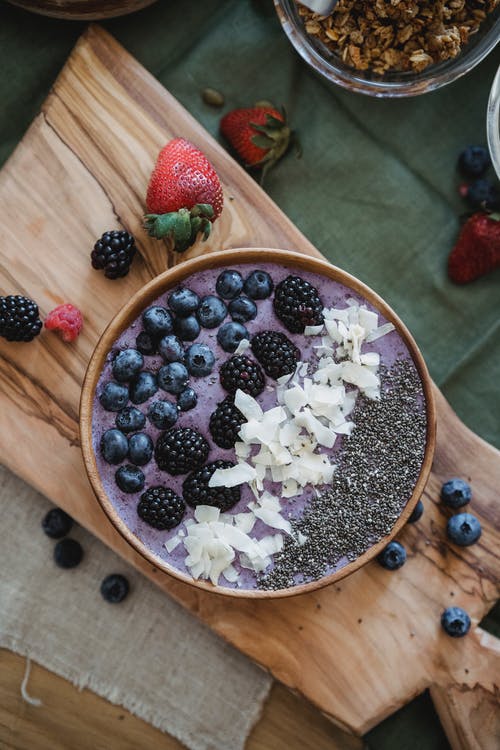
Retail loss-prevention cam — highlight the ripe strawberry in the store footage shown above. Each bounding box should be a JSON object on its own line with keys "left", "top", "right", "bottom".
{"left": 448, "top": 212, "right": 500, "bottom": 283}
{"left": 144, "top": 138, "right": 223, "bottom": 253}
{"left": 45, "top": 303, "right": 83, "bottom": 342}
{"left": 220, "top": 105, "right": 291, "bottom": 177}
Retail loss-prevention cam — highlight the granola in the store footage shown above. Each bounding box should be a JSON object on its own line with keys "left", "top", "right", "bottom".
{"left": 297, "top": 0, "right": 499, "bottom": 74}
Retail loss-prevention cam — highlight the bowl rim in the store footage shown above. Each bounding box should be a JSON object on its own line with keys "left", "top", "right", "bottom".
{"left": 80, "top": 248, "right": 436, "bottom": 599}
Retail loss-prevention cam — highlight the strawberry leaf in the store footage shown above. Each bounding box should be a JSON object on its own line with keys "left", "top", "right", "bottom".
{"left": 251, "top": 134, "right": 275, "bottom": 150}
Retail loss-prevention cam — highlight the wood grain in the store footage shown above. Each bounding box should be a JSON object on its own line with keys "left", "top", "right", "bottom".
{"left": 0, "top": 25, "right": 498, "bottom": 742}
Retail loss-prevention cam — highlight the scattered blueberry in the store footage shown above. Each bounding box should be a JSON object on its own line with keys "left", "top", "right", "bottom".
{"left": 158, "top": 362, "right": 189, "bottom": 394}
{"left": 115, "top": 406, "right": 146, "bottom": 433}
{"left": 54, "top": 538, "right": 83, "bottom": 569}
{"left": 101, "top": 428, "right": 129, "bottom": 464}
{"left": 216, "top": 269, "right": 244, "bottom": 300}
{"left": 148, "top": 399, "right": 178, "bottom": 429}
{"left": 42, "top": 508, "right": 73, "bottom": 539}
{"left": 100, "top": 573, "right": 130, "bottom": 604}
{"left": 177, "top": 386, "right": 198, "bottom": 412}
{"left": 185, "top": 343, "right": 215, "bottom": 377}
{"left": 112, "top": 348, "right": 144, "bottom": 382}
{"left": 168, "top": 287, "right": 200, "bottom": 317}
{"left": 136, "top": 331, "right": 157, "bottom": 356}
{"left": 377, "top": 541, "right": 406, "bottom": 570}
{"left": 128, "top": 432, "right": 154, "bottom": 466}
{"left": 115, "top": 464, "right": 145, "bottom": 493}
{"left": 457, "top": 146, "right": 491, "bottom": 179}
{"left": 217, "top": 322, "right": 249, "bottom": 353}
{"left": 173, "top": 314, "right": 200, "bottom": 341}
{"left": 407, "top": 499, "right": 424, "bottom": 524}
{"left": 99, "top": 381, "right": 129, "bottom": 412}
{"left": 440, "top": 478, "right": 471, "bottom": 509}
{"left": 228, "top": 296, "right": 257, "bottom": 323}
{"left": 142, "top": 306, "right": 173, "bottom": 337}
{"left": 159, "top": 334, "right": 185, "bottom": 363}
{"left": 243, "top": 270, "right": 274, "bottom": 299}
{"left": 129, "top": 371, "right": 158, "bottom": 404}
{"left": 196, "top": 295, "right": 227, "bottom": 328}
{"left": 441, "top": 606, "right": 471, "bottom": 637}
{"left": 465, "top": 179, "right": 500, "bottom": 211}
{"left": 447, "top": 513, "right": 481, "bottom": 546}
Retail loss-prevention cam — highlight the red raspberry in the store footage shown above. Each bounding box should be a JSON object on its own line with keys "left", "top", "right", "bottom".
{"left": 45, "top": 303, "right": 83, "bottom": 343}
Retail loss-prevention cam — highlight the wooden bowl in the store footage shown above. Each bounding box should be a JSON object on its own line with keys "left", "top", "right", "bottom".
{"left": 80, "top": 248, "right": 436, "bottom": 598}
{"left": 6, "top": 0, "right": 157, "bottom": 20}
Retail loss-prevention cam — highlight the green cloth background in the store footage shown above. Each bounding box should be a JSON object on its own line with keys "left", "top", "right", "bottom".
{"left": 0, "top": 1, "right": 499, "bottom": 747}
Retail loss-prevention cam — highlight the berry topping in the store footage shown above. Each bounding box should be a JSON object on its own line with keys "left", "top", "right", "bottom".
{"left": 0, "top": 295, "right": 42, "bottom": 342}
{"left": 44, "top": 303, "right": 83, "bottom": 343}
{"left": 196, "top": 295, "right": 227, "bottom": 328}
{"left": 112, "top": 348, "right": 144, "bottom": 382}
{"left": 115, "top": 406, "right": 146, "bottom": 434}
{"left": 42, "top": 508, "right": 73, "bottom": 539}
{"left": 273, "top": 275, "right": 324, "bottom": 333}
{"left": 155, "top": 427, "right": 209, "bottom": 475}
{"left": 216, "top": 269, "right": 244, "bottom": 299}
{"left": 142, "top": 306, "right": 173, "bottom": 338}
{"left": 441, "top": 606, "right": 471, "bottom": 637}
{"left": 407, "top": 499, "right": 424, "bottom": 524}
{"left": 228, "top": 296, "right": 257, "bottom": 323}
{"left": 185, "top": 343, "right": 215, "bottom": 376}
{"left": 446, "top": 513, "right": 481, "bottom": 546}
{"left": 177, "top": 386, "right": 198, "bottom": 412}
{"left": 100, "top": 574, "right": 130, "bottom": 604}
{"left": 173, "top": 314, "right": 200, "bottom": 341}
{"left": 135, "top": 331, "right": 157, "bottom": 356}
{"left": 91, "top": 230, "right": 136, "bottom": 279}
{"left": 129, "top": 371, "right": 158, "bottom": 404}
{"left": 148, "top": 399, "right": 178, "bottom": 430}
{"left": 54, "top": 538, "right": 83, "bottom": 569}
{"left": 244, "top": 270, "right": 274, "bottom": 299}
{"left": 440, "top": 478, "right": 471, "bottom": 509}
{"left": 465, "top": 178, "right": 500, "bottom": 211}
{"left": 168, "top": 287, "right": 200, "bottom": 317}
{"left": 158, "top": 334, "right": 185, "bottom": 363}
{"left": 217, "top": 321, "right": 250, "bottom": 353}
{"left": 158, "top": 362, "right": 189, "bottom": 394}
{"left": 128, "top": 432, "right": 154, "bottom": 466}
{"left": 251, "top": 330, "right": 300, "bottom": 379}
{"left": 183, "top": 460, "right": 241, "bottom": 511}
{"left": 220, "top": 355, "right": 265, "bottom": 397}
{"left": 457, "top": 146, "right": 491, "bottom": 179}
{"left": 209, "top": 396, "right": 246, "bottom": 449}
{"left": 377, "top": 541, "right": 406, "bottom": 570}
{"left": 99, "top": 381, "right": 129, "bottom": 412}
{"left": 115, "top": 464, "right": 145, "bottom": 493}
{"left": 100, "top": 428, "right": 129, "bottom": 464}
{"left": 137, "top": 486, "right": 185, "bottom": 530}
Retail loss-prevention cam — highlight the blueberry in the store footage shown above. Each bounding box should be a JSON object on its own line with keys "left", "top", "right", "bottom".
{"left": 54, "top": 538, "right": 83, "bottom": 569}
{"left": 177, "top": 387, "right": 198, "bottom": 412}
{"left": 196, "top": 295, "right": 227, "bottom": 328}
{"left": 465, "top": 179, "right": 500, "bottom": 211}
{"left": 99, "top": 381, "right": 129, "bottom": 412}
{"left": 185, "top": 343, "right": 215, "bottom": 377}
{"left": 136, "top": 331, "right": 157, "bottom": 356}
{"left": 42, "top": 508, "right": 73, "bottom": 539}
{"left": 128, "top": 432, "right": 154, "bottom": 466}
{"left": 101, "top": 573, "right": 130, "bottom": 604}
{"left": 458, "top": 146, "right": 491, "bottom": 179}
{"left": 115, "top": 464, "right": 145, "bottom": 493}
{"left": 148, "top": 399, "right": 178, "bottom": 429}
{"left": 440, "top": 478, "right": 471, "bottom": 509}
{"left": 217, "top": 322, "right": 249, "bottom": 353}
{"left": 441, "top": 606, "right": 471, "bottom": 637}
{"left": 142, "top": 306, "right": 173, "bottom": 337}
{"left": 377, "top": 541, "right": 406, "bottom": 570}
{"left": 158, "top": 362, "right": 189, "bottom": 394}
{"left": 101, "top": 428, "right": 129, "bottom": 464}
{"left": 168, "top": 287, "right": 200, "bottom": 317}
{"left": 243, "top": 270, "right": 274, "bottom": 299}
{"left": 216, "top": 270, "right": 244, "bottom": 300}
{"left": 112, "top": 348, "right": 144, "bottom": 382}
{"left": 159, "top": 334, "right": 185, "bottom": 363}
{"left": 115, "top": 406, "right": 146, "bottom": 433}
{"left": 228, "top": 296, "right": 257, "bottom": 323}
{"left": 129, "top": 372, "right": 158, "bottom": 404}
{"left": 407, "top": 499, "right": 424, "bottom": 524}
{"left": 173, "top": 314, "right": 200, "bottom": 341}
{"left": 447, "top": 513, "right": 481, "bottom": 546}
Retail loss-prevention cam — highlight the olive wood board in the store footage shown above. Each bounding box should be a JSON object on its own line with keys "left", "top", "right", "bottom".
{"left": 0, "top": 25, "right": 498, "bottom": 748}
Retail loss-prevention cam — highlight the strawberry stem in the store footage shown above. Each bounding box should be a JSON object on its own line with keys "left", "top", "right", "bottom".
{"left": 144, "top": 204, "right": 215, "bottom": 252}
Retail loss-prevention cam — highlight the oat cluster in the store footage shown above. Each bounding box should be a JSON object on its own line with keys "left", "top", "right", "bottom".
{"left": 297, "top": 0, "right": 499, "bottom": 74}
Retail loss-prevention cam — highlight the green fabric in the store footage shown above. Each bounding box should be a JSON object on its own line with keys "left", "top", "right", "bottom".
{"left": 0, "top": 1, "right": 499, "bottom": 747}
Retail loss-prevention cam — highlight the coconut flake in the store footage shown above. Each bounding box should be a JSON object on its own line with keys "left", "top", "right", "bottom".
{"left": 304, "top": 324, "right": 324, "bottom": 336}
{"left": 366, "top": 322, "right": 395, "bottom": 342}
{"left": 165, "top": 535, "right": 182, "bottom": 553}
{"left": 233, "top": 338, "right": 251, "bottom": 355}
{"left": 209, "top": 462, "right": 257, "bottom": 487}
{"left": 194, "top": 505, "right": 220, "bottom": 523}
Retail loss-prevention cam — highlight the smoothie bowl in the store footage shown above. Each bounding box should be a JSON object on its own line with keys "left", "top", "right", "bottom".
{"left": 80, "top": 249, "right": 436, "bottom": 598}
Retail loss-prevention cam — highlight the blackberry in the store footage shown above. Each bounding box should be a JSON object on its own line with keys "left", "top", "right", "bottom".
{"left": 155, "top": 427, "right": 209, "bottom": 475}
{"left": 137, "top": 486, "right": 185, "bottom": 530}
{"left": 251, "top": 330, "right": 300, "bottom": 379}
{"left": 91, "top": 230, "right": 136, "bottom": 279}
{"left": 183, "top": 460, "right": 241, "bottom": 512}
{"left": 219, "top": 355, "right": 265, "bottom": 397}
{"left": 209, "top": 397, "right": 246, "bottom": 449}
{"left": 273, "top": 275, "right": 324, "bottom": 333}
{"left": 0, "top": 295, "right": 42, "bottom": 342}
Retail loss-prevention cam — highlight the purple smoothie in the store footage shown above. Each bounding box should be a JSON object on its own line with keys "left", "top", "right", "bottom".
{"left": 92, "top": 262, "right": 425, "bottom": 591}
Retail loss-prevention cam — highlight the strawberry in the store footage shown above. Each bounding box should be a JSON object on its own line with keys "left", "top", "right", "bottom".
{"left": 220, "top": 105, "right": 291, "bottom": 177}
{"left": 448, "top": 212, "right": 500, "bottom": 283}
{"left": 144, "top": 138, "right": 223, "bottom": 253}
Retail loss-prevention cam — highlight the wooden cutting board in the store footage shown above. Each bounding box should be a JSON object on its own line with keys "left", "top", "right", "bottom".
{"left": 1, "top": 25, "right": 499, "bottom": 747}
